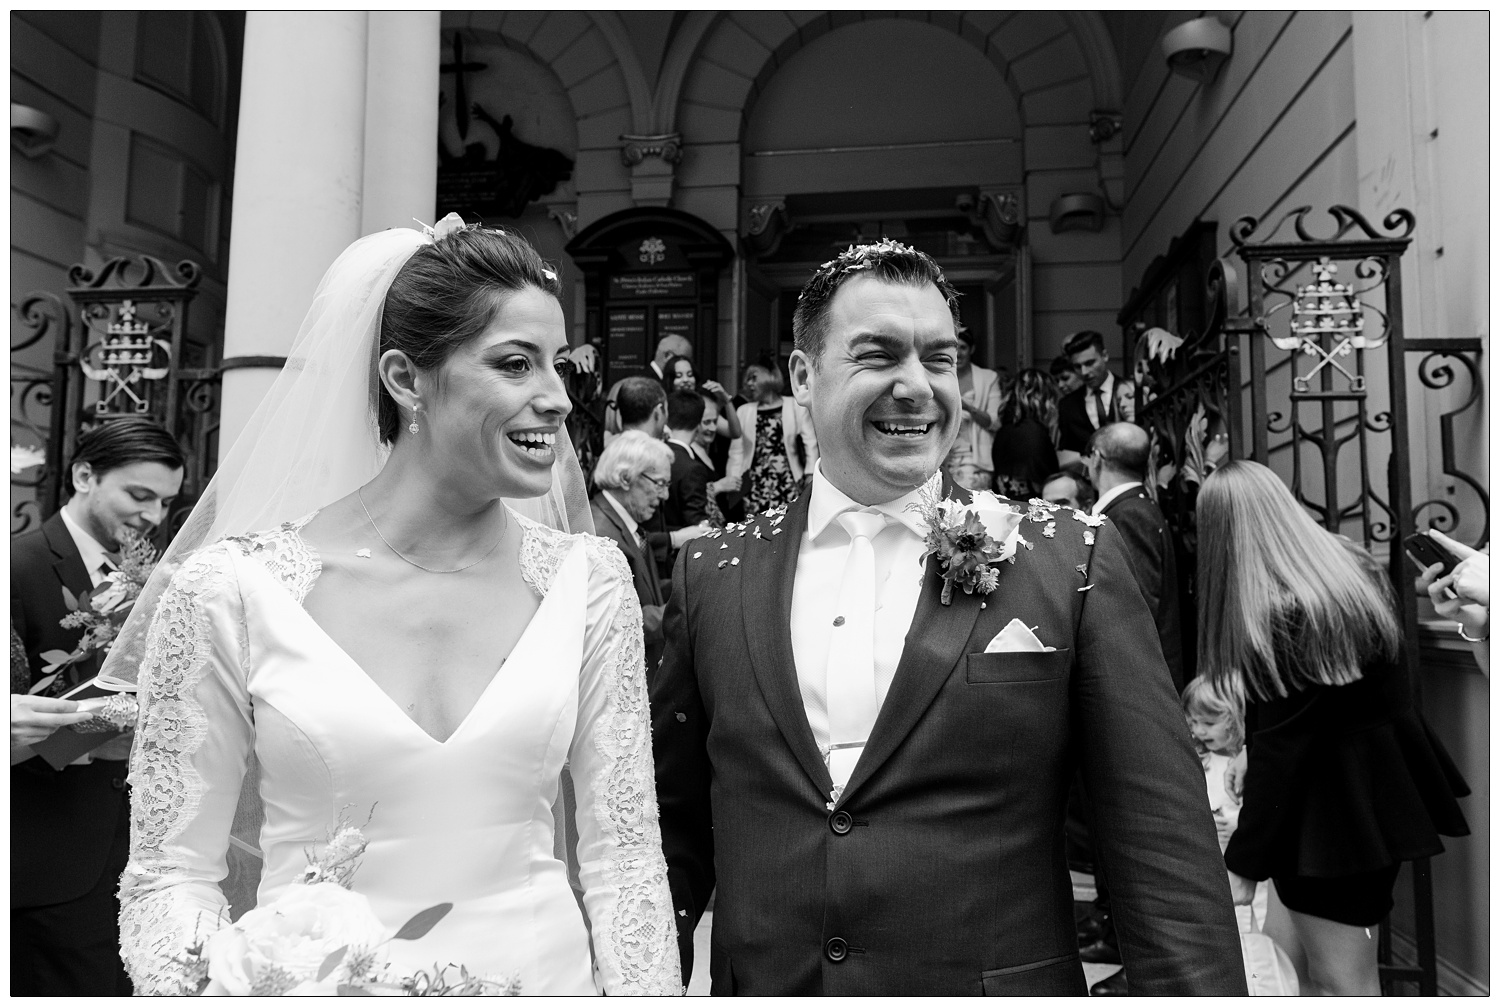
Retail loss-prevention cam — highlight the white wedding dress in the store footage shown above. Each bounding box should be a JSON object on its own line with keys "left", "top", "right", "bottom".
{"left": 117, "top": 512, "right": 680, "bottom": 995}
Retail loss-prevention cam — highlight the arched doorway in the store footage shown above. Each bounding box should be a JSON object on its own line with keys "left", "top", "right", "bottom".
{"left": 735, "top": 18, "right": 1027, "bottom": 379}
{"left": 565, "top": 206, "right": 734, "bottom": 389}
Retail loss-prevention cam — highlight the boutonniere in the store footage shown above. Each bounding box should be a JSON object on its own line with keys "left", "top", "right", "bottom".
{"left": 907, "top": 483, "right": 1026, "bottom": 605}
{"left": 33, "top": 526, "right": 158, "bottom": 700}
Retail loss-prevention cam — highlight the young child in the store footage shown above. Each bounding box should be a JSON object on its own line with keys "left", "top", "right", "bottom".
{"left": 1181, "top": 675, "right": 1244, "bottom": 852}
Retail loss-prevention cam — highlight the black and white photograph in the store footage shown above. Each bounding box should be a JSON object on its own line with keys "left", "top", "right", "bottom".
{"left": 9, "top": 10, "right": 1488, "bottom": 997}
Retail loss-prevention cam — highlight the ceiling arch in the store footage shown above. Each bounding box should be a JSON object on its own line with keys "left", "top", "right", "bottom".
{"left": 669, "top": 11, "right": 1123, "bottom": 147}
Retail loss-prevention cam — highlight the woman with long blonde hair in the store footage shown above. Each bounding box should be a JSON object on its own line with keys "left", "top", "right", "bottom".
{"left": 1197, "top": 460, "right": 1468, "bottom": 995}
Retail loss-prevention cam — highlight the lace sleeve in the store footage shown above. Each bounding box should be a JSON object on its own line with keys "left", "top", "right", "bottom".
{"left": 569, "top": 537, "right": 682, "bottom": 995}
{"left": 118, "top": 544, "right": 254, "bottom": 995}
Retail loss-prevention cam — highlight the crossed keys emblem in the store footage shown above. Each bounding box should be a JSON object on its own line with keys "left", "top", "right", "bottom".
{"left": 1275, "top": 258, "right": 1371, "bottom": 394}
{"left": 79, "top": 299, "right": 172, "bottom": 415}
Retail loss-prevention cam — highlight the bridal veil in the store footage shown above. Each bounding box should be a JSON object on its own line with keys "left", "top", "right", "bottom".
{"left": 102, "top": 220, "right": 595, "bottom": 912}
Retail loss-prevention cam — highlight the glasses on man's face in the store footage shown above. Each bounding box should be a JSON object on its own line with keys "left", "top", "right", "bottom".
{"left": 638, "top": 471, "right": 670, "bottom": 492}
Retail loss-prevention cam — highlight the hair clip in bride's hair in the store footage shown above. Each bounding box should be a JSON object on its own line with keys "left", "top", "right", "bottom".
{"left": 543, "top": 268, "right": 557, "bottom": 282}
{"left": 414, "top": 212, "right": 468, "bottom": 242}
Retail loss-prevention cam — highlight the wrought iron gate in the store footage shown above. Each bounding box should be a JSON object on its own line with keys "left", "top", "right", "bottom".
{"left": 11, "top": 255, "right": 219, "bottom": 538}
{"left": 1136, "top": 205, "right": 1487, "bottom": 995}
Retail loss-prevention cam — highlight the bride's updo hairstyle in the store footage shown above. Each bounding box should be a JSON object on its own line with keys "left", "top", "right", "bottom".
{"left": 377, "top": 224, "right": 563, "bottom": 443}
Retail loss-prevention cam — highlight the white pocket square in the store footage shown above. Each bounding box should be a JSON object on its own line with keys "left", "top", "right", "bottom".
{"left": 984, "top": 618, "right": 1056, "bottom": 653}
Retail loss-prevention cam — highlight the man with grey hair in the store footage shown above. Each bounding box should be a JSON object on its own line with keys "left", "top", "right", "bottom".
{"left": 590, "top": 430, "right": 675, "bottom": 674}
{"left": 650, "top": 334, "right": 693, "bottom": 389}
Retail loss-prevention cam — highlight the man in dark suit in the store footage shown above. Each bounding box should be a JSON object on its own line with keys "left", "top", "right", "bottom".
{"left": 1074, "top": 422, "right": 1188, "bottom": 993}
{"left": 661, "top": 390, "right": 713, "bottom": 531}
{"left": 616, "top": 377, "right": 708, "bottom": 587}
{"left": 650, "top": 241, "right": 1245, "bottom": 995}
{"left": 588, "top": 430, "right": 673, "bottom": 674}
{"left": 1057, "top": 330, "right": 1134, "bottom": 464}
{"left": 11, "top": 418, "right": 184, "bottom": 995}
{"left": 1085, "top": 422, "right": 1184, "bottom": 690}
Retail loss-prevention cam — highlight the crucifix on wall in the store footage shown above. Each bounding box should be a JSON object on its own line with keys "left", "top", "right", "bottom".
{"left": 440, "top": 31, "right": 487, "bottom": 142}
{"left": 436, "top": 29, "right": 575, "bottom": 219}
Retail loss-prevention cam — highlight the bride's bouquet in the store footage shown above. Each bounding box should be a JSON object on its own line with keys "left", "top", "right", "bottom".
{"left": 176, "top": 824, "right": 520, "bottom": 996}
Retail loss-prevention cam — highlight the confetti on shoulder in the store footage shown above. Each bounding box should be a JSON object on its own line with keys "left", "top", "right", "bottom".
{"left": 1072, "top": 509, "right": 1105, "bottom": 528}
{"left": 355, "top": 548, "right": 372, "bottom": 559}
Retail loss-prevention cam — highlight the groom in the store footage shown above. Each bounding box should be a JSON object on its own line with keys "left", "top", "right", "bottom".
{"left": 650, "top": 241, "right": 1246, "bottom": 995}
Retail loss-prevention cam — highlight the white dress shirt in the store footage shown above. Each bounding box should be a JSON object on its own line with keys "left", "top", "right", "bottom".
{"left": 599, "top": 490, "right": 643, "bottom": 548}
{"left": 789, "top": 463, "right": 936, "bottom": 757}
{"left": 1091, "top": 480, "right": 1143, "bottom": 517}
{"left": 59, "top": 506, "right": 114, "bottom": 587}
{"left": 1084, "top": 371, "right": 1118, "bottom": 429}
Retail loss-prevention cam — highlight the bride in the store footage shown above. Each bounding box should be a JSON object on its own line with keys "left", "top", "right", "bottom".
{"left": 111, "top": 219, "right": 680, "bottom": 994}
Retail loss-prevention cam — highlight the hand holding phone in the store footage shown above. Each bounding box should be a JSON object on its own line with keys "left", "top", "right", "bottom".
{"left": 1405, "top": 531, "right": 1459, "bottom": 579}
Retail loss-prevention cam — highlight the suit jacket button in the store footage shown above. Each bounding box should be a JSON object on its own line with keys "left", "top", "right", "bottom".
{"left": 829, "top": 810, "right": 853, "bottom": 835}
{"left": 825, "top": 937, "right": 848, "bottom": 962}
{"left": 110, "top": 777, "right": 126, "bottom": 791}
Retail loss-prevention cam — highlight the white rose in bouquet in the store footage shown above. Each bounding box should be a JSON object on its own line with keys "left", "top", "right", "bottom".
{"left": 202, "top": 882, "right": 389, "bottom": 995}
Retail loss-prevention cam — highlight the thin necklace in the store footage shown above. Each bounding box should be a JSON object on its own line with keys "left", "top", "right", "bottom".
{"left": 356, "top": 488, "right": 504, "bottom": 574}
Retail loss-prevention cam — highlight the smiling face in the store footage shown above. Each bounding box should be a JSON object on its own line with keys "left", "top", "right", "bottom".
{"left": 695, "top": 398, "right": 719, "bottom": 449}
{"left": 790, "top": 275, "right": 960, "bottom": 505}
{"left": 69, "top": 460, "right": 184, "bottom": 549}
{"left": 669, "top": 358, "right": 696, "bottom": 391}
{"left": 418, "top": 286, "right": 572, "bottom": 501}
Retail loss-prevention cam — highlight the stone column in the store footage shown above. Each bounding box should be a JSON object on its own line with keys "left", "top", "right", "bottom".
{"left": 219, "top": 11, "right": 441, "bottom": 454}
{"left": 362, "top": 12, "right": 440, "bottom": 233}
{"left": 220, "top": 12, "right": 368, "bottom": 453}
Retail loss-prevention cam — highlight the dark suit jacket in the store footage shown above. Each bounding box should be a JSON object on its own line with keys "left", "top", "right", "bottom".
{"left": 1058, "top": 375, "right": 1128, "bottom": 454}
{"left": 590, "top": 497, "right": 667, "bottom": 675}
{"left": 1099, "top": 486, "right": 1185, "bottom": 691}
{"left": 662, "top": 440, "right": 711, "bottom": 531}
{"left": 651, "top": 488, "right": 1246, "bottom": 995}
{"left": 10, "top": 512, "right": 132, "bottom": 909}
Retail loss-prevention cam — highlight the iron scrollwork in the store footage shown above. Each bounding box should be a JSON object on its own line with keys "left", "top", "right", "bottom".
{"left": 10, "top": 254, "right": 219, "bottom": 538}
{"left": 1192, "top": 203, "right": 1483, "bottom": 996}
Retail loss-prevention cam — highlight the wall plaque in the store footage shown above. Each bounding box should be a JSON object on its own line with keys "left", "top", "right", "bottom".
{"left": 606, "top": 307, "right": 648, "bottom": 372}
{"left": 656, "top": 307, "right": 696, "bottom": 345}
{"left": 609, "top": 272, "right": 697, "bottom": 300}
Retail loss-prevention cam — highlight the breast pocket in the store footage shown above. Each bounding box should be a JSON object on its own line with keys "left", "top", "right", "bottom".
{"left": 965, "top": 649, "right": 1071, "bottom": 685}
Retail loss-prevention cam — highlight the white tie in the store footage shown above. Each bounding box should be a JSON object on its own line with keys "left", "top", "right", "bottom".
{"left": 826, "top": 509, "right": 888, "bottom": 796}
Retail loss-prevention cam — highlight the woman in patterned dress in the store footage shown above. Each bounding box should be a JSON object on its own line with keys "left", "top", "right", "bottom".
{"left": 727, "top": 364, "right": 817, "bottom": 516}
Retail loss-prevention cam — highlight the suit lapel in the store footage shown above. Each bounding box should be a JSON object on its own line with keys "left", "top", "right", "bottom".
{"left": 838, "top": 480, "right": 985, "bottom": 806}
{"left": 42, "top": 512, "right": 92, "bottom": 595}
{"left": 740, "top": 491, "right": 832, "bottom": 797}
{"left": 595, "top": 502, "right": 660, "bottom": 603}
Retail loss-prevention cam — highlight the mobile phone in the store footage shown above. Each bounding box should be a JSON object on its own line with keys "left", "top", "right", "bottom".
{"left": 1404, "top": 532, "right": 1459, "bottom": 578}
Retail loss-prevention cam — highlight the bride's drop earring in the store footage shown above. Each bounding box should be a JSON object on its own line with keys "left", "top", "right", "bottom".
{"left": 408, "top": 406, "right": 421, "bottom": 436}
